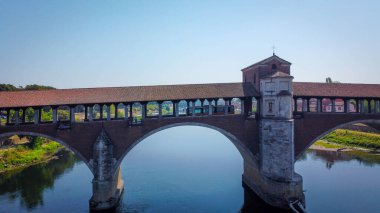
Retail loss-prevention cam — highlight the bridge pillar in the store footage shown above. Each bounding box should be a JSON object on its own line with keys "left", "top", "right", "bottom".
{"left": 89, "top": 129, "right": 124, "bottom": 211}
{"left": 375, "top": 100, "right": 379, "bottom": 113}
{"left": 244, "top": 71, "right": 304, "bottom": 209}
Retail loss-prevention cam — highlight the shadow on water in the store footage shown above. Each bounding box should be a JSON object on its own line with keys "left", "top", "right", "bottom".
{"left": 0, "top": 149, "right": 79, "bottom": 210}
{"left": 93, "top": 183, "right": 291, "bottom": 213}
{"left": 298, "top": 149, "right": 380, "bottom": 169}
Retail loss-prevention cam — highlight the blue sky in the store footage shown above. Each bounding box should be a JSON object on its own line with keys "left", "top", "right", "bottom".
{"left": 1, "top": 0, "right": 379, "bottom": 88}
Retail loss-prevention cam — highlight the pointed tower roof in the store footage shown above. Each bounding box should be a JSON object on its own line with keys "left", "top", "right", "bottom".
{"left": 241, "top": 54, "right": 292, "bottom": 71}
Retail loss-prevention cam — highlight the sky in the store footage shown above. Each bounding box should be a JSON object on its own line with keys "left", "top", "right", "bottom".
{"left": 0, "top": 0, "right": 379, "bottom": 89}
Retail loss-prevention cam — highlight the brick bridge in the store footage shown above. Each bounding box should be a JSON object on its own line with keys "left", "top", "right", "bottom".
{"left": 1, "top": 55, "right": 379, "bottom": 211}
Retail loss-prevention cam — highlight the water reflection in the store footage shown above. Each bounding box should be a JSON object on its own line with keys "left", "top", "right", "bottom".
{"left": 0, "top": 149, "right": 78, "bottom": 210}
{"left": 298, "top": 149, "right": 380, "bottom": 169}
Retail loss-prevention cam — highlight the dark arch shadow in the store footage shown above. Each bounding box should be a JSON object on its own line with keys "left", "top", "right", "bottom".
{"left": 0, "top": 131, "right": 93, "bottom": 174}
{"left": 114, "top": 122, "right": 259, "bottom": 175}
{"left": 296, "top": 119, "right": 380, "bottom": 159}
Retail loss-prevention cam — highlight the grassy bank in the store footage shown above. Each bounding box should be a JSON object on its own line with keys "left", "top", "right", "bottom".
{"left": 322, "top": 129, "right": 380, "bottom": 150}
{"left": 0, "top": 137, "right": 62, "bottom": 173}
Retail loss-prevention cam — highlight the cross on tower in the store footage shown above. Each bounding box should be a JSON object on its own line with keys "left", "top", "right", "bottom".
{"left": 272, "top": 45, "right": 276, "bottom": 55}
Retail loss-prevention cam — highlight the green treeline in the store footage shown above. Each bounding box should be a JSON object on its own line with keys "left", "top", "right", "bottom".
{"left": 0, "top": 83, "right": 55, "bottom": 91}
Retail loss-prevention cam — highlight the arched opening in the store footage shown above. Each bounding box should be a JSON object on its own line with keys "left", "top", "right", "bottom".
{"left": 146, "top": 101, "right": 159, "bottom": 117}
{"left": 92, "top": 104, "right": 101, "bottom": 120}
{"left": 109, "top": 104, "right": 116, "bottom": 119}
{"left": 41, "top": 106, "right": 53, "bottom": 122}
{"left": 132, "top": 103, "right": 142, "bottom": 121}
{"left": 117, "top": 124, "right": 252, "bottom": 212}
{"left": 295, "top": 120, "right": 380, "bottom": 212}
{"left": 57, "top": 106, "right": 70, "bottom": 121}
{"left": 116, "top": 103, "right": 126, "bottom": 119}
{"left": 297, "top": 119, "right": 380, "bottom": 159}
{"left": 178, "top": 100, "right": 188, "bottom": 116}
{"left": 0, "top": 132, "right": 92, "bottom": 211}
{"left": 309, "top": 98, "right": 318, "bottom": 112}
{"left": 272, "top": 64, "right": 277, "bottom": 71}
{"left": 231, "top": 98, "right": 241, "bottom": 114}
{"left": 321, "top": 98, "right": 332, "bottom": 112}
{"left": 162, "top": 101, "right": 173, "bottom": 116}
{"left": 74, "top": 105, "right": 86, "bottom": 122}
{"left": 24, "top": 107, "right": 35, "bottom": 123}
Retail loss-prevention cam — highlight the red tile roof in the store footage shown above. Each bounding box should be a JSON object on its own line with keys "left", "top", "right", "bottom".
{"left": 0, "top": 83, "right": 258, "bottom": 108}
{"left": 293, "top": 82, "right": 380, "bottom": 98}
{"left": 0, "top": 82, "right": 378, "bottom": 109}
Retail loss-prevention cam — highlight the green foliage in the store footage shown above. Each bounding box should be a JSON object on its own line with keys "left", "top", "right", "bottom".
{"left": 313, "top": 140, "right": 345, "bottom": 149}
{"left": 322, "top": 129, "right": 380, "bottom": 149}
{"left": 0, "top": 83, "right": 55, "bottom": 92}
{"left": 0, "top": 137, "right": 62, "bottom": 172}
{"left": 0, "top": 84, "right": 18, "bottom": 91}
{"left": 24, "top": 84, "right": 55, "bottom": 90}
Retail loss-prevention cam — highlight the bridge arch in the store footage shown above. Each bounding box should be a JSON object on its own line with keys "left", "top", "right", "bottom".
{"left": 0, "top": 131, "right": 93, "bottom": 174}
{"left": 296, "top": 118, "right": 380, "bottom": 159}
{"left": 115, "top": 122, "right": 258, "bottom": 172}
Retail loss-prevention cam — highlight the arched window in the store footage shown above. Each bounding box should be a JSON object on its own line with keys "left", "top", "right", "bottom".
{"left": 272, "top": 64, "right": 277, "bottom": 71}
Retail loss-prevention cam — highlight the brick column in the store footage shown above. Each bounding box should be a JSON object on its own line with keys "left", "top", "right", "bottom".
{"left": 158, "top": 102, "right": 163, "bottom": 119}
{"left": 88, "top": 106, "right": 93, "bottom": 122}
{"left": 224, "top": 99, "right": 229, "bottom": 115}
{"left": 240, "top": 98, "right": 245, "bottom": 115}
{"left": 360, "top": 99, "right": 365, "bottom": 113}
{"left": 141, "top": 103, "right": 146, "bottom": 120}
{"left": 106, "top": 105, "right": 111, "bottom": 121}
{"left": 302, "top": 99, "right": 307, "bottom": 112}
{"left": 317, "top": 98, "right": 322, "bottom": 112}
{"left": 208, "top": 99, "right": 213, "bottom": 116}
{"left": 123, "top": 104, "right": 128, "bottom": 120}
{"left": 100, "top": 105, "right": 104, "bottom": 120}
{"left": 70, "top": 106, "right": 76, "bottom": 123}
{"left": 174, "top": 101, "right": 179, "bottom": 117}
{"left": 15, "top": 109, "right": 20, "bottom": 125}
{"left": 21, "top": 108, "right": 26, "bottom": 123}
{"left": 34, "top": 108, "right": 39, "bottom": 124}
{"left": 191, "top": 101, "right": 196, "bottom": 117}
{"left": 331, "top": 99, "right": 336, "bottom": 112}
{"left": 53, "top": 107, "right": 58, "bottom": 123}
{"left": 344, "top": 99, "right": 350, "bottom": 113}
{"left": 84, "top": 106, "right": 88, "bottom": 121}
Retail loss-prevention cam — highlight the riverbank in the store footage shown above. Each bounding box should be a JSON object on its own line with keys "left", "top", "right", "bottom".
{"left": 0, "top": 138, "right": 63, "bottom": 173}
{"left": 310, "top": 129, "right": 380, "bottom": 152}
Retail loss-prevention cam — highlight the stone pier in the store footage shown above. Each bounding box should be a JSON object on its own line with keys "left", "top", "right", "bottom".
{"left": 89, "top": 129, "right": 124, "bottom": 211}
{"left": 243, "top": 67, "right": 305, "bottom": 209}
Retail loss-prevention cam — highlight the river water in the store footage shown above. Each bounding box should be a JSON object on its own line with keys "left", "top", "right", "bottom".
{"left": 0, "top": 126, "right": 379, "bottom": 213}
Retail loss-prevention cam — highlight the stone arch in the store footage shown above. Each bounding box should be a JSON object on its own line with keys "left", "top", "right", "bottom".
{"left": 0, "top": 131, "right": 94, "bottom": 174}
{"left": 296, "top": 119, "right": 380, "bottom": 159}
{"left": 114, "top": 122, "right": 258, "bottom": 174}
